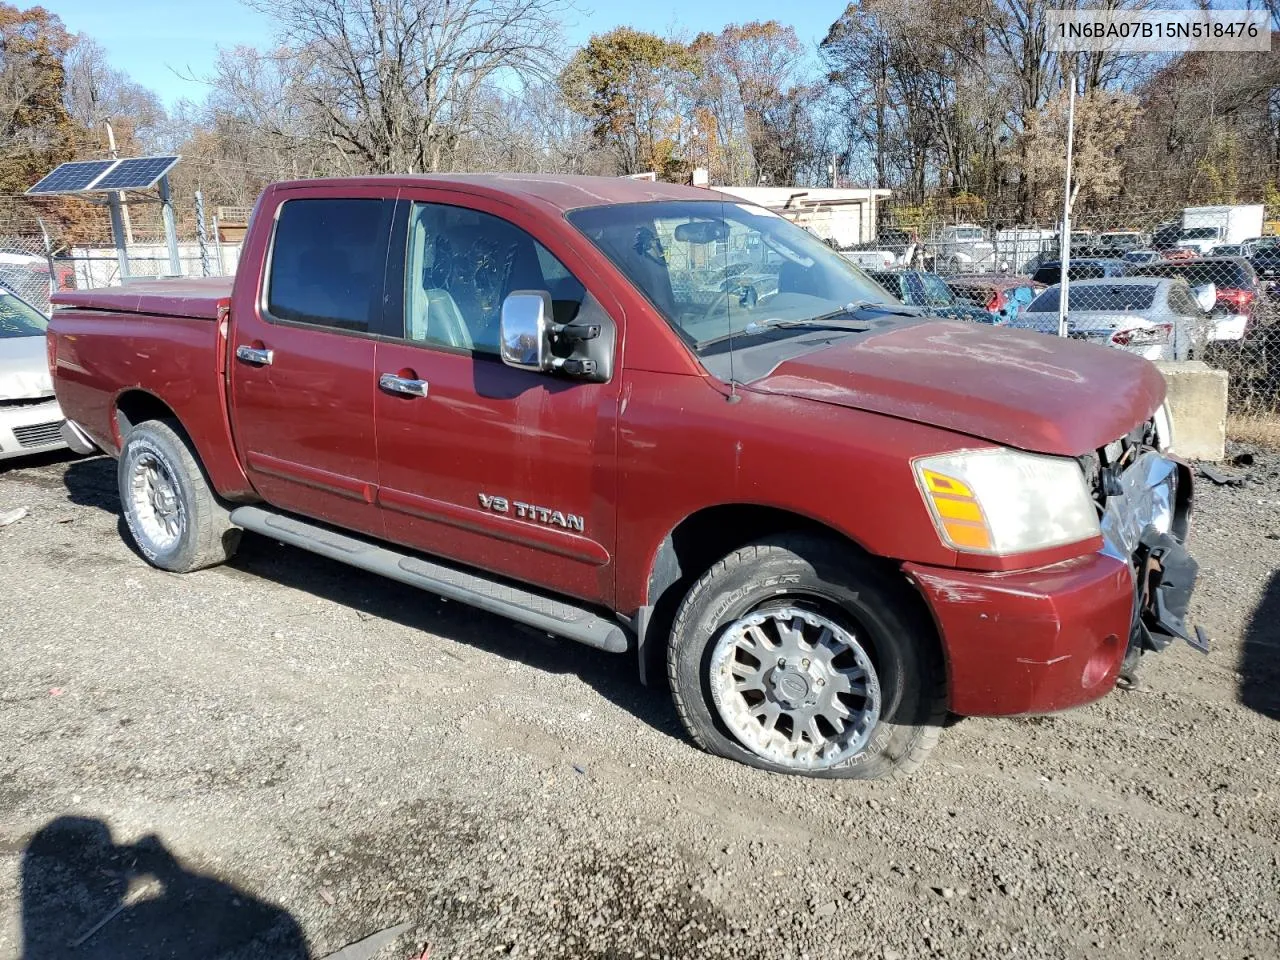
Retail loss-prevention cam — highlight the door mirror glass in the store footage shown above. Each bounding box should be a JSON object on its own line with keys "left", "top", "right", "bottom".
{"left": 1191, "top": 283, "right": 1216, "bottom": 313}
{"left": 500, "top": 290, "right": 553, "bottom": 370}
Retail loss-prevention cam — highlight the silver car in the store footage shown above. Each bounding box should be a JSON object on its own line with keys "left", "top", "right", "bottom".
{"left": 1011, "top": 277, "right": 1214, "bottom": 361}
{"left": 1, "top": 288, "right": 67, "bottom": 461}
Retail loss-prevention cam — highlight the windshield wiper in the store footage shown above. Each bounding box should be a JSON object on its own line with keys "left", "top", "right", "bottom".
{"left": 741, "top": 299, "right": 923, "bottom": 336}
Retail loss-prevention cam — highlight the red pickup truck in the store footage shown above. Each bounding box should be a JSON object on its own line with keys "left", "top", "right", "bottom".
{"left": 48, "top": 175, "right": 1201, "bottom": 779}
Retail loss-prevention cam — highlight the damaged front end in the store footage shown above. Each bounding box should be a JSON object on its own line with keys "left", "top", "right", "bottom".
{"left": 1083, "top": 421, "right": 1204, "bottom": 684}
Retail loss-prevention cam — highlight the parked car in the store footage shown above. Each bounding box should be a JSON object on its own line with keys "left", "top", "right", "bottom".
{"left": 1087, "top": 231, "right": 1145, "bottom": 257}
{"left": 1122, "top": 250, "right": 1162, "bottom": 265}
{"left": 929, "top": 223, "right": 995, "bottom": 273}
{"left": 1012, "top": 277, "right": 1215, "bottom": 361}
{"left": 1151, "top": 222, "right": 1182, "bottom": 251}
{"left": 867, "top": 269, "right": 993, "bottom": 322}
{"left": 48, "top": 174, "right": 1200, "bottom": 779}
{"left": 1030, "top": 258, "right": 1129, "bottom": 285}
{"left": 1, "top": 287, "right": 68, "bottom": 461}
{"left": 1128, "top": 257, "right": 1260, "bottom": 342}
{"left": 943, "top": 273, "right": 1046, "bottom": 324}
{"left": 1248, "top": 239, "right": 1280, "bottom": 289}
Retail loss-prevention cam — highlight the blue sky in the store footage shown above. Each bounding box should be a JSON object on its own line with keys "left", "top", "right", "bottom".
{"left": 45, "top": 0, "right": 847, "bottom": 109}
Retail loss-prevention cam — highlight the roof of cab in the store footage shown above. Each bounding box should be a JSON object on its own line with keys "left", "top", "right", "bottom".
{"left": 270, "top": 173, "right": 720, "bottom": 213}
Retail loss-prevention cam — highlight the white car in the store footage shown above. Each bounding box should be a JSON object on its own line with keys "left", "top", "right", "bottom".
{"left": 0, "top": 288, "right": 67, "bottom": 461}
{"left": 1010, "top": 277, "right": 1216, "bottom": 361}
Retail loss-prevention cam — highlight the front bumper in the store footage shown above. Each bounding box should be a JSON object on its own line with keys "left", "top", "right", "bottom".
{"left": 0, "top": 397, "right": 67, "bottom": 461}
{"left": 906, "top": 451, "right": 1197, "bottom": 716}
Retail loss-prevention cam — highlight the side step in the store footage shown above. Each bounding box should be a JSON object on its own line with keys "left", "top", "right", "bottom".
{"left": 228, "top": 505, "right": 629, "bottom": 653}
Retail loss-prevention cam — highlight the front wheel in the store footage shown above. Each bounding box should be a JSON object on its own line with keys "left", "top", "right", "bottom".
{"left": 667, "top": 535, "right": 946, "bottom": 779}
{"left": 118, "top": 418, "right": 240, "bottom": 572}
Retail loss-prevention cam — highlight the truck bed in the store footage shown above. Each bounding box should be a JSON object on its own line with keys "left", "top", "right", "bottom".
{"left": 50, "top": 276, "right": 234, "bottom": 319}
{"left": 48, "top": 275, "right": 253, "bottom": 498}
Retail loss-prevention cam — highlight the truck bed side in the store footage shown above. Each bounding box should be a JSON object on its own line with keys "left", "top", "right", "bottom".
{"left": 49, "top": 297, "right": 254, "bottom": 499}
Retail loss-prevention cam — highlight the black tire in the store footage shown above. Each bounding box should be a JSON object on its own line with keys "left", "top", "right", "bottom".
{"left": 667, "top": 534, "right": 946, "bottom": 779}
{"left": 117, "top": 418, "right": 240, "bottom": 573}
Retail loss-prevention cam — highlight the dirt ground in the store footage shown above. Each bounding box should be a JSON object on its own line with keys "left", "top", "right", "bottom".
{"left": 0, "top": 449, "right": 1277, "bottom": 960}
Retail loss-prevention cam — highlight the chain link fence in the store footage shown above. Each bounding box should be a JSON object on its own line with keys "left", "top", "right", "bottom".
{"left": 0, "top": 195, "right": 244, "bottom": 314}
{"left": 840, "top": 199, "right": 1280, "bottom": 416}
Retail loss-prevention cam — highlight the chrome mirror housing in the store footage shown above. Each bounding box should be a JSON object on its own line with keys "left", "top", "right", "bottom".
{"left": 500, "top": 290, "right": 553, "bottom": 371}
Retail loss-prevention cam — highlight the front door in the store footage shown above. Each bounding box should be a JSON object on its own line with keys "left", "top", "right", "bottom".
{"left": 229, "top": 191, "right": 398, "bottom": 535}
{"left": 372, "top": 195, "right": 622, "bottom": 605}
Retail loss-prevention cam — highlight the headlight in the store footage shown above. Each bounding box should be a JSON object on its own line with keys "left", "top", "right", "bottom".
{"left": 914, "top": 449, "right": 1101, "bottom": 555}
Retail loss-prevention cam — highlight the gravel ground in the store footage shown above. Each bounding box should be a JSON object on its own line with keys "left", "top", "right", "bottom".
{"left": 0, "top": 449, "right": 1277, "bottom": 960}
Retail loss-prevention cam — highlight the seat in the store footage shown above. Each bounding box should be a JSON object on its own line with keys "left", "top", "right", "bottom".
{"left": 409, "top": 288, "right": 473, "bottom": 351}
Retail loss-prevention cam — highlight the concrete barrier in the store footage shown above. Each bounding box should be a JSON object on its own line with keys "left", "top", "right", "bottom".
{"left": 1154, "top": 360, "right": 1227, "bottom": 462}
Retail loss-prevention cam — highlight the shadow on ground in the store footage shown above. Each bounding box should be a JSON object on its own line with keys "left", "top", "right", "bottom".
{"left": 20, "top": 816, "right": 308, "bottom": 959}
{"left": 60, "top": 455, "right": 683, "bottom": 741}
{"left": 1241, "top": 569, "right": 1280, "bottom": 720}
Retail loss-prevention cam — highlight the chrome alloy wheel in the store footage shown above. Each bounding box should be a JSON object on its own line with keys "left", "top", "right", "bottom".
{"left": 708, "top": 605, "right": 882, "bottom": 770}
{"left": 128, "top": 451, "right": 185, "bottom": 553}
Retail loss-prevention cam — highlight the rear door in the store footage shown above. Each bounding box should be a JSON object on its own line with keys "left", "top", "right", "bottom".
{"left": 228, "top": 189, "right": 398, "bottom": 535}
{"left": 371, "top": 191, "right": 623, "bottom": 605}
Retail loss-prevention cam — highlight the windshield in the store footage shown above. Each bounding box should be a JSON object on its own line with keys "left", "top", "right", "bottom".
{"left": 1180, "top": 227, "right": 1218, "bottom": 240}
{"left": 1028, "top": 284, "right": 1156, "bottom": 313}
{"left": 907, "top": 272, "right": 956, "bottom": 307}
{"left": 0, "top": 290, "right": 47, "bottom": 338}
{"left": 567, "top": 200, "right": 891, "bottom": 351}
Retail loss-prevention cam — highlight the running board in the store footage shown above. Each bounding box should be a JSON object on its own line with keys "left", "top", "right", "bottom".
{"left": 228, "top": 505, "right": 628, "bottom": 654}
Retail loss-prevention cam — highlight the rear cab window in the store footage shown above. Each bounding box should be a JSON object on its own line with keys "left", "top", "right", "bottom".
{"left": 264, "top": 198, "right": 397, "bottom": 333}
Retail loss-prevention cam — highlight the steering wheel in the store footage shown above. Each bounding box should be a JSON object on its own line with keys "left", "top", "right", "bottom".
{"left": 700, "top": 282, "right": 758, "bottom": 325}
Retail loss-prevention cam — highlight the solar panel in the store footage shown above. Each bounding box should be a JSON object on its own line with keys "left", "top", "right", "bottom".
{"left": 90, "top": 155, "right": 180, "bottom": 191}
{"left": 26, "top": 159, "right": 118, "bottom": 195}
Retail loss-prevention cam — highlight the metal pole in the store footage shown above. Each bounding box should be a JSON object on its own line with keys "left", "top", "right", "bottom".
{"left": 195, "top": 191, "right": 212, "bottom": 277}
{"left": 107, "top": 194, "right": 130, "bottom": 281}
{"left": 158, "top": 175, "right": 182, "bottom": 277}
{"left": 103, "top": 119, "right": 134, "bottom": 245}
{"left": 35, "top": 217, "right": 56, "bottom": 300}
{"left": 1058, "top": 65, "right": 1077, "bottom": 339}
{"left": 212, "top": 214, "right": 226, "bottom": 275}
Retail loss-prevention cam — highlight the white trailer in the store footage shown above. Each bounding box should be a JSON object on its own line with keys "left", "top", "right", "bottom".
{"left": 995, "top": 227, "right": 1057, "bottom": 273}
{"left": 1178, "top": 205, "right": 1264, "bottom": 255}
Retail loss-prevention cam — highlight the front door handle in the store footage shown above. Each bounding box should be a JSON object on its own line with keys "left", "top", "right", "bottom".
{"left": 236, "top": 344, "right": 274, "bottom": 365}
{"left": 379, "top": 373, "right": 429, "bottom": 398}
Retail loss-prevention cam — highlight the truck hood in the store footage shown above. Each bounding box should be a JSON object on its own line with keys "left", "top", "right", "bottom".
{"left": 746, "top": 319, "right": 1165, "bottom": 456}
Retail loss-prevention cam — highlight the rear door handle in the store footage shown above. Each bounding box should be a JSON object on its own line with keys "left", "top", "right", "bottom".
{"left": 236, "top": 345, "right": 274, "bottom": 365}
{"left": 379, "top": 373, "right": 429, "bottom": 398}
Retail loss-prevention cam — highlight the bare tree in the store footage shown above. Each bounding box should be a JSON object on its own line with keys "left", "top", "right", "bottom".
{"left": 246, "top": 0, "right": 571, "bottom": 174}
{"left": 64, "top": 36, "right": 166, "bottom": 153}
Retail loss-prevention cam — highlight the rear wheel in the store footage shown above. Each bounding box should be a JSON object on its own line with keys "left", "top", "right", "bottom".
{"left": 667, "top": 535, "right": 946, "bottom": 779}
{"left": 118, "top": 418, "right": 240, "bottom": 572}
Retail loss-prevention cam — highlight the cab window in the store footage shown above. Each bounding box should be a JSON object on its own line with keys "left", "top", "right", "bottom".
{"left": 265, "top": 198, "right": 396, "bottom": 333}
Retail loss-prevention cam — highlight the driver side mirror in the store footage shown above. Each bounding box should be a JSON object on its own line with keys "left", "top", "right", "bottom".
{"left": 1191, "top": 283, "right": 1216, "bottom": 313}
{"left": 500, "top": 290, "right": 554, "bottom": 371}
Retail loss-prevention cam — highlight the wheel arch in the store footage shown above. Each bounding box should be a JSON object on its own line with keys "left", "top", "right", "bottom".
{"left": 112, "top": 388, "right": 255, "bottom": 500}
{"left": 635, "top": 503, "right": 934, "bottom": 684}
{"left": 114, "top": 389, "right": 179, "bottom": 445}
